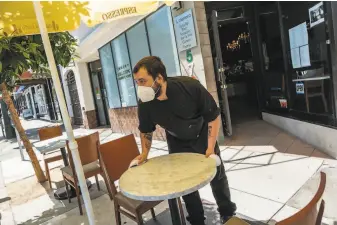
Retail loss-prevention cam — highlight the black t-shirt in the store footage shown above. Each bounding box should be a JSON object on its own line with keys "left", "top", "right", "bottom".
{"left": 138, "top": 77, "right": 220, "bottom": 154}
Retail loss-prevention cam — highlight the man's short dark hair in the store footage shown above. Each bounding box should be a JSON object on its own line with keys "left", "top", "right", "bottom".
{"left": 133, "top": 56, "right": 167, "bottom": 81}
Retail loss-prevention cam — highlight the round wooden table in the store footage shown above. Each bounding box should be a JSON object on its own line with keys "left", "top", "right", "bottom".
{"left": 120, "top": 153, "right": 217, "bottom": 225}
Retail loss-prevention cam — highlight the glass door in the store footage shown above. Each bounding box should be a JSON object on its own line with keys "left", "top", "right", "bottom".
{"left": 210, "top": 10, "right": 233, "bottom": 136}
{"left": 97, "top": 70, "right": 110, "bottom": 124}
{"left": 91, "top": 71, "right": 109, "bottom": 126}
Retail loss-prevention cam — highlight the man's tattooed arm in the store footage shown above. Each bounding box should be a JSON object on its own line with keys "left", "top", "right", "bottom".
{"left": 140, "top": 132, "right": 153, "bottom": 156}
{"left": 206, "top": 115, "right": 220, "bottom": 156}
{"left": 208, "top": 125, "right": 213, "bottom": 137}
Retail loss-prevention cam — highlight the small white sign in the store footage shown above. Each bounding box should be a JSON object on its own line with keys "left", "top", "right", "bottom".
{"left": 309, "top": 2, "right": 324, "bottom": 28}
{"left": 296, "top": 82, "right": 305, "bottom": 95}
{"left": 174, "top": 9, "right": 197, "bottom": 52}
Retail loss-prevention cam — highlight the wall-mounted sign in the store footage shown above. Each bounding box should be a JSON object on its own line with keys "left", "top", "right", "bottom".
{"left": 174, "top": 9, "right": 197, "bottom": 52}
{"left": 309, "top": 2, "right": 324, "bottom": 28}
{"left": 296, "top": 82, "right": 305, "bottom": 94}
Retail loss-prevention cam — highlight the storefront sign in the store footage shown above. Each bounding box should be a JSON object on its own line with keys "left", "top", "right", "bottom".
{"left": 102, "top": 7, "right": 137, "bottom": 21}
{"left": 174, "top": 9, "right": 197, "bottom": 52}
{"left": 116, "top": 64, "right": 132, "bottom": 80}
{"left": 296, "top": 82, "right": 305, "bottom": 94}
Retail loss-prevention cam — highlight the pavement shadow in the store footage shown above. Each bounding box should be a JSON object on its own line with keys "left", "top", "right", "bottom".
{"left": 145, "top": 199, "right": 267, "bottom": 225}
{"left": 224, "top": 151, "right": 309, "bottom": 173}
{"left": 17, "top": 180, "right": 107, "bottom": 225}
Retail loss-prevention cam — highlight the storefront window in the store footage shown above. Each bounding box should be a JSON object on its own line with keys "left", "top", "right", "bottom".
{"left": 258, "top": 2, "right": 287, "bottom": 111}
{"left": 281, "top": 1, "right": 333, "bottom": 115}
{"left": 146, "top": 6, "right": 181, "bottom": 77}
{"left": 99, "top": 44, "right": 121, "bottom": 108}
{"left": 126, "top": 21, "right": 151, "bottom": 68}
{"left": 100, "top": 6, "right": 181, "bottom": 108}
{"left": 111, "top": 34, "right": 137, "bottom": 107}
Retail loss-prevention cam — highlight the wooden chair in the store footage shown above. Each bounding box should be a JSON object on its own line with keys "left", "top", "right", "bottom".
{"left": 62, "top": 132, "right": 109, "bottom": 215}
{"left": 276, "top": 172, "right": 326, "bottom": 225}
{"left": 224, "top": 217, "right": 250, "bottom": 225}
{"left": 98, "top": 134, "right": 180, "bottom": 225}
{"left": 305, "top": 80, "right": 328, "bottom": 113}
{"left": 38, "top": 125, "right": 63, "bottom": 188}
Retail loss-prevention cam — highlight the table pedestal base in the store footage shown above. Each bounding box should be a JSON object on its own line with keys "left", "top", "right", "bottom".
{"left": 168, "top": 198, "right": 186, "bottom": 225}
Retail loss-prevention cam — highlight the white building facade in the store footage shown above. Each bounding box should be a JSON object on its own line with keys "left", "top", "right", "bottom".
{"left": 62, "top": 2, "right": 337, "bottom": 158}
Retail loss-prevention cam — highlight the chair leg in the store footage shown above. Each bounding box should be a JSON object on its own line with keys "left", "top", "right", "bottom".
{"left": 135, "top": 213, "right": 144, "bottom": 225}
{"left": 101, "top": 172, "right": 112, "bottom": 200}
{"left": 150, "top": 208, "right": 156, "bottom": 220}
{"left": 64, "top": 178, "right": 71, "bottom": 203}
{"left": 305, "top": 89, "right": 310, "bottom": 113}
{"left": 45, "top": 160, "right": 51, "bottom": 188}
{"left": 322, "top": 95, "right": 328, "bottom": 112}
{"left": 95, "top": 175, "right": 100, "bottom": 191}
{"left": 114, "top": 202, "right": 122, "bottom": 225}
{"left": 74, "top": 181, "right": 83, "bottom": 215}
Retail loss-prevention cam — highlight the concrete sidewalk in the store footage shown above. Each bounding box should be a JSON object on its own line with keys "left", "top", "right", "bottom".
{"left": 0, "top": 119, "right": 336, "bottom": 225}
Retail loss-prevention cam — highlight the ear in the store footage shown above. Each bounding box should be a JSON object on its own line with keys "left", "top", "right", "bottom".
{"left": 157, "top": 74, "right": 164, "bottom": 82}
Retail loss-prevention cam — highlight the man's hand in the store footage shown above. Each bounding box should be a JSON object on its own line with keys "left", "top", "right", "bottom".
{"left": 205, "top": 148, "right": 215, "bottom": 158}
{"left": 136, "top": 132, "right": 153, "bottom": 164}
{"left": 134, "top": 152, "right": 148, "bottom": 164}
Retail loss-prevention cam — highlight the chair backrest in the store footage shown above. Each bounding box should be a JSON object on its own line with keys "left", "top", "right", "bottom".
{"left": 98, "top": 134, "right": 139, "bottom": 183}
{"left": 223, "top": 217, "right": 249, "bottom": 225}
{"left": 38, "top": 125, "right": 62, "bottom": 141}
{"left": 276, "top": 172, "right": 326, "bottom": 225}
{"left": 67, "top": 132, "right": 100, "bottom": 167}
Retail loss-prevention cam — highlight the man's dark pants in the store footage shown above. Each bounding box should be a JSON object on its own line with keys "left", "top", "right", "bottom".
{"left": 169, "top": 142, "right": 236, "bottom": 225}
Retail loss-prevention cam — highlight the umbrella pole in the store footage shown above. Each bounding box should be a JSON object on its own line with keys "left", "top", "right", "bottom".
{"left": 33, "top": 2, "right": 96, "bottom": 224}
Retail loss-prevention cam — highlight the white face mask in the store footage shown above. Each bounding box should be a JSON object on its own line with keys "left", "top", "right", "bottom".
{"left": 137, "top": 79, "right": 160, "bottom": 102}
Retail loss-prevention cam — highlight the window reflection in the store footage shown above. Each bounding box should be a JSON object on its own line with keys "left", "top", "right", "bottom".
{"left": 281, "top": 1, "right": 332, "bottom": 114}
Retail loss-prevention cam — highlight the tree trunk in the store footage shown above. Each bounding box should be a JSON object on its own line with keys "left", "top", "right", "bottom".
{"left": 0, "top": 82, "right": 47, "bottom": 183}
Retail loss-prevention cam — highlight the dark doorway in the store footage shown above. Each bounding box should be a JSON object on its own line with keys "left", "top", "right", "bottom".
{"left": 67, "top": 70, "right": 83, "bottom": 125}
{"left": 90, "top": 70, "right": 110, "bottom": 126}
{"left": 218, "top": 20, "right": 259, "bottom": 125}
{"left": 88, "top": 60, "right": 110, "bottom": 127}
{"left": 206, "top": 2, "right": 265, "bottom": 136}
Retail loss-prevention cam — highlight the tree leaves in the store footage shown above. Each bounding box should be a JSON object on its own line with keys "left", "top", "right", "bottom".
{"left": 0, "top": 32, "right": 77, "bottom": 86}
{"left": 31, "top": 32, "right": 78, "bottom": 69}
{"left": 0, "top": 32, "right": 78, "bottom": 86}
{"left": 23, "top": 52, "right": 29, "bottom": 58}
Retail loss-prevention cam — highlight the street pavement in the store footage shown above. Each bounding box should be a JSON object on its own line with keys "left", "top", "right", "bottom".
{"left": 0, "top": 119, "right": 336, "bottom": 225}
